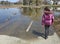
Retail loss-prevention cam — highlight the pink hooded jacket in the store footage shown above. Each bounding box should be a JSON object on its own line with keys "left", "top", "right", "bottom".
{"left": 42, "top": 13, "right": 54, "bottom": 25}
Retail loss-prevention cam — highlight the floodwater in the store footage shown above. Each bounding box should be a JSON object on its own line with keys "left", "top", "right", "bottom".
{"left": 0, "top": 7, "right": 60, "bottom": 40}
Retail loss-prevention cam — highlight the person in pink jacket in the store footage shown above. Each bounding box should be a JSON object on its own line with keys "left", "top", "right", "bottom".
{"left": 42, "top": 7, "right": 54, "bottom": 39}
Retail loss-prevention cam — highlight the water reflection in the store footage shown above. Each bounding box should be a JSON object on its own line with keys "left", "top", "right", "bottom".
{"left": 21, "top": 7, "right": 43, "bottom": 21}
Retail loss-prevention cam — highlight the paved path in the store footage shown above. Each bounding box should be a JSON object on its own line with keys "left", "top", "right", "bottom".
{"left": 0, "top": 33, "right": 60, "bottom": 44}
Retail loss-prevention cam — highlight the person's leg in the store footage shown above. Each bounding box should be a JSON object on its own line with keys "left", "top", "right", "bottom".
{"left": 45, "top": 25, "right": 50, "bottom": 39}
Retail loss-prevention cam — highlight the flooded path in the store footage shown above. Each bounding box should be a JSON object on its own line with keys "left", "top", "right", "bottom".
{"left": 0, "top": 8, "right": 60, "bottom": 44}
{"left": 0, "top": 8, "right": 43, "bottom": 40}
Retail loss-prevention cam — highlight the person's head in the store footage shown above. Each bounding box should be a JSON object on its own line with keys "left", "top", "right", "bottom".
{"left": 44, "top": 7, "right": 50, "bottom": 11}
{"left": 44, "top": 7, "right": 51, "bottom": 15}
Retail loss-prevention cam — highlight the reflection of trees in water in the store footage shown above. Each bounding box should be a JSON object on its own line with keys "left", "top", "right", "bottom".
{"left": 22, "top": 7, "right": 43, "bottom": 21}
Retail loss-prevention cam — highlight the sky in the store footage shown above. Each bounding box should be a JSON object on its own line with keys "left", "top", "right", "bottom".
{"left": 0, "top": 0, "right": 19, "bottom": 2}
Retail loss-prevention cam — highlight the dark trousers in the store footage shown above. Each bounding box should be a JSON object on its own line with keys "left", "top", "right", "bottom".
{"left": 45, "top": 25, "right": 50, "bottom": 37}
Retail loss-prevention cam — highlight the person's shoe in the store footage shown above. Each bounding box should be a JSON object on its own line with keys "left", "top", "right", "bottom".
{"left": 44, "top": 36, "right": 48, "bottom": 39}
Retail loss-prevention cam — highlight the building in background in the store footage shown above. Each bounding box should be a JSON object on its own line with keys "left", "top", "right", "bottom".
{"left": 44, "top": 0, "right": 54, "bottom": 5}
{"left": 52, "top": 0, "right": 60, "bottom": 10}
